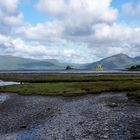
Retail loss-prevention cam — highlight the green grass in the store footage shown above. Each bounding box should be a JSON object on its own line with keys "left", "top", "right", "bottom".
{"left": 0, "top": 80, "right": 140, "bottom": 97}
{"left": 0, "top": 75, "right": 140, "bottom": 101}
{"left": 0, "top": 75, "right": 140, "bottom": 83}
{"left": 24, "top": 76, "right": 140, "bottom": 83}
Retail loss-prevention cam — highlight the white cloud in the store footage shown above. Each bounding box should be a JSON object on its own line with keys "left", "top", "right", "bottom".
{"left": 37, "top": 0, "right": 118, "bottom": 34}
{"left": 11, "top": 0, "right": 140, "bottom": 62}
{"left": 35, "top": 0, "right": 140, "bottom": 46}
{"left": 0, "top": 0, "right": 140, "bottom": 63}
{"left": 0, "top": 34, "right": 9, "bottom": 44}
{"left": 0, "top": 0, "right": 24, "bottom": 35}
{"left": 15, "top": 21, "right": 64, "bottom": 42}
{"left": 0, "top": 0, "right": 19, "bottom": 12}
{"left": 122, "top": 1, "right": 140, "bottom": 17}
{"left": 93, "top": 23, "right": 140, "bottom": 43}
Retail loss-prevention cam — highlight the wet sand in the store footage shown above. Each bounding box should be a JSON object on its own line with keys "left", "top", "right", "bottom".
{"left": 0, "top": 93, "right": 140, "bottom": 140}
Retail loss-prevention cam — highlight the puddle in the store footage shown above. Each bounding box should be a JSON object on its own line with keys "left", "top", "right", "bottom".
{"left": 0, "top": 80, "right": 20, "bottom": 86}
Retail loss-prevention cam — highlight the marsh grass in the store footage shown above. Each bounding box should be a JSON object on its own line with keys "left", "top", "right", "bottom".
{"left": 0, "top": 78, "right": 140, "bottom": 97}
{"left": 0, "top": 74, "right": 140, "bottom": 83}
{"left": 0, "top": 75, "right": 140, "bottom": 100}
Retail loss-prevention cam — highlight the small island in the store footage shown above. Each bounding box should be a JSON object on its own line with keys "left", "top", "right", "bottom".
{"left": 65, "top": 66, "right": 77, "bottom": 70}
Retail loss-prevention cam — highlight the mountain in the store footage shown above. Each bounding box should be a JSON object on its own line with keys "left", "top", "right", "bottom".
{"left": 86, "top": 53, "right": 140, "bottom": 70}
{"left": 0, "top": 55, "right": 64, "bottom": 70}
{"left": 0, "top": 55, "right": 84, "bottom": 70}
{"left": 0, "top": 54, "right": 140, "bottom": 70}
{"left": 134, "top": 56, "right": 140, "bottom": 64}
{"left": 43, "top": 59, "right": 85, "bottom": 69}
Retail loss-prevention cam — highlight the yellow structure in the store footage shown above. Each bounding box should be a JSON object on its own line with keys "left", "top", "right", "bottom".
{"left": 96, "top": 64, "right": 104, "bottom": 71}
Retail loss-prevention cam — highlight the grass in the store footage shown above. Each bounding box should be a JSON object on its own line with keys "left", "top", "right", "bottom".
{"left": 0, "top": 74, "right": 140, "bottom": 103}
{"left": 0, "top": 75, "right": 140, "bottom": 98}
{"left": 0, "top": 74, "right": 140, "bottom": 83}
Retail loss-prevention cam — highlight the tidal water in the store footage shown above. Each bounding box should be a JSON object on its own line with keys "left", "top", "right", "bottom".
{"left": 0, "top": 80, "right": 20, "bottom": 86}
{"left": 0, "top": 70, "right": 139, "bottom": 74}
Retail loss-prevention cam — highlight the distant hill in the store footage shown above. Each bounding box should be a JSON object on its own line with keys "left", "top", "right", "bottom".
{"left": 0, "top": 54, "right": 139, "bottom": 70}
{"left": 134, "top": 56, "right": 140, "bottom": 64}
{"left": 0, "top": 55, "right": 64, "bottom": 70}
{"left": 0, "top": 55, "right": 84, "bottom": 70}
{"left": 86, "top": 53, "right": 140, "bottom": 70}
{"left": 43, "top": 59, "right": 83, "bottom": 68}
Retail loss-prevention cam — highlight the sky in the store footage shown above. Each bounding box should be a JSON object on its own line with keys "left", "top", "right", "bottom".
{"left": 0, "top": 0, "right": 140, "bottom": 63}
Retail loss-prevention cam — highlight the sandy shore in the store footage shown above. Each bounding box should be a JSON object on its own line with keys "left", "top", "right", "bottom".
{"left": 0, "top": 93, "right": 140, "bottom": 140}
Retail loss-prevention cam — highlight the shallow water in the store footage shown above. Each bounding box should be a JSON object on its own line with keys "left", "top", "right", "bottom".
{"left": 0, "top": 80, "right": 20, "bottom": 86}
{"left": 0, "top": 92, "right": 139, "bottom": 140}
{"left": 0, "top": 70, "right": 140, "bottom": 74}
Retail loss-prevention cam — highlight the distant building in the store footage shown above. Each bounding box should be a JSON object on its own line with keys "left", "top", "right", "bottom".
{"left": 96, "top": 64, "right": 104, "bottom": 71}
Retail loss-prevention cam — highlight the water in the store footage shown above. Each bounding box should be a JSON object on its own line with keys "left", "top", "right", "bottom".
{"left": 0, "top": 70, "right": 139, "bottom": 74}
{"left": 0, "top": 80, "right": 20, "bottom": 86}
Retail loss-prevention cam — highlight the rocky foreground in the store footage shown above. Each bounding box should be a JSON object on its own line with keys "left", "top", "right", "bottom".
{"left": 0, "top": 93, "right": 140, "bottom": 140}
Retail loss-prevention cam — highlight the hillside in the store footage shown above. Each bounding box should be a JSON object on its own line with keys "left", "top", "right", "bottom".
{"left": 0, "top": 55, "right": 63, "bottom": 70}
{"left": 0, "top": 54, "right": 140, "bottom": 70}
{"left": 0, "top": 55, "right": 85, "bottom": 70}
{"left": 134, "top": 56, "right": 140, "bottom": 64}
{"left": 86, "top": 53, "right": 140, "bottom": 70}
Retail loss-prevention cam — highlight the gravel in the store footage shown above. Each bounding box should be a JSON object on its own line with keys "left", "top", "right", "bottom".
{"left": 0, "top": 92, "right": 140, "bottom": 140}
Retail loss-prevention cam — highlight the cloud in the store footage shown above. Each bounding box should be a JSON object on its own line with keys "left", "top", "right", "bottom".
{"left": 37, "top": 0, "right": 117, "bottom": 23}
{"left": 0, "top": 0, "right": 19, "bottom": 12}
{"left": 37, "top": 0, "right": 118, "bottom": 36}
{"left": 122, "top": 1, "right": 140, "bottom": 17}
{"left": 35, "top": 0, "right": 140, "bottom": 45}
{"left": 0, "top": 34, "right": 95, "bottom": 63}
{"left": 0, "top": 0, "right": 23, "bottom": 34}
{"left": 93, "top": 23, "right": 140, "bottom": 43}
{"left": 0, "top": 0, "right": 140, "bottom": 63}
{"left": 7, "top": 0, "right": 140, "bottom": 62}
{"left": 15, "top": 21, "right": 64, "bottom": 42}
{"left": 17, "top": 0, "right": 119, "bottom": 42}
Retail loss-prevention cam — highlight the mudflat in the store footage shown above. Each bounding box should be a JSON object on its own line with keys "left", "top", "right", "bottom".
{"left": 0, "top": 92, "right": 140, "bottom": 140}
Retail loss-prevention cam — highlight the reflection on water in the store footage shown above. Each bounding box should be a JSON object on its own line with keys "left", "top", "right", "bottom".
{"left": 0, "top": 80, "right": 20, "bottom": 86}
{"left": 0, "top": 70, "right": 139, "bottom": 74}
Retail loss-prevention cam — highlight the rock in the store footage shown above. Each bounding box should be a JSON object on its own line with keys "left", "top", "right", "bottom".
{"left": 48, "top": 108, "right": 51, "bottom": 111}
{"left": 107, "top": 103, "right": 118, "bottom": 108}
{"left": 100, "top": 135, "right": 108, "bottom": 139}
{"left": 20, "top": 126, "right": 27, "bottom": 129}
{"left": 132, "top": 135, "right": 140, "bottom": 139}
{"left": 102, "top": 128, "right": 109, "bottom": 131}
{"left": 66, "top": 129, "right": 69, "bottom": 132}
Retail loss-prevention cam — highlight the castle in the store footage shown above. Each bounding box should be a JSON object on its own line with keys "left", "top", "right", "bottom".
{"left": 96, "top": 64, "right": 104, "bottom": 71}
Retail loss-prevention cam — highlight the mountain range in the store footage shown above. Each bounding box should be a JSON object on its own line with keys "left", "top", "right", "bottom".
{"left": 0, "top": 53, "right": 139, "bottom": 70}
{"left": 86, "top": 53, "right": 140, "bottom": 69}
{"left": 0, "top": 55, "right": 83, "bottom": 70}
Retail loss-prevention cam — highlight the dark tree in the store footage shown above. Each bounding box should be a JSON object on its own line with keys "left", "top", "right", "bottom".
{"left": 130, "top": 66, "right": 136, "bottom": 70}
{"left": 136, "top": 65, "right": 140, "bottom": 69}
{"left": 66, "top": 66, "right": 72, "bottom": 70}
